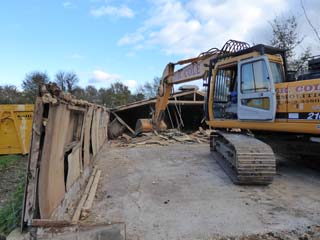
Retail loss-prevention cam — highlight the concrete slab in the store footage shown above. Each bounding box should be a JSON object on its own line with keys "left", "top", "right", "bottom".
{"left": 90, "top": 143, "right": 320, "bottom": 239}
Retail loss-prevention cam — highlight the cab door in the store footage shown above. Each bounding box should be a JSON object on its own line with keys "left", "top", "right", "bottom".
{"left": 237, "top": 56, "right": 276, "bottom": 121}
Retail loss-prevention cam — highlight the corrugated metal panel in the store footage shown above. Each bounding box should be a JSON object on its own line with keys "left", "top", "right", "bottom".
{"left": 0, "top": 104, "right": 34, "bottom": 155}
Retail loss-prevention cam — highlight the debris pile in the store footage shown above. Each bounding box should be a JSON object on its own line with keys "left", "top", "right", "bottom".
{"left": 109, "top": 127, "right": 212, "bottom": 147}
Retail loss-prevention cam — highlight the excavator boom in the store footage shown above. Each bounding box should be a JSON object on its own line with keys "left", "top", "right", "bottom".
{"left": 135, "top": 40, "right": 250, "bottom": 134}
{"left": 135, "top": 47, "right": 222, "bottom": 133}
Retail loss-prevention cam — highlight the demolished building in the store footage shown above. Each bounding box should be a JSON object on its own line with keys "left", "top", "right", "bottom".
{"left": 21, "top": 85, "right": 207, "bottom": 225}
{"left": 109, "top": 88, "right": 206, "bottom": 138}
{"left": 22, "top": 84, "right": 110, "bottom": 226}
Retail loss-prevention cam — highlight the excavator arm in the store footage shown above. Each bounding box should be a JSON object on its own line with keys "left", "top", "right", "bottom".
{"left": 135, "top": 48, "right": 220, "bottom": 133}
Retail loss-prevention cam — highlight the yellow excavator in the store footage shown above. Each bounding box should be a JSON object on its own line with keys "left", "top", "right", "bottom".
{"left": 135, "top": 40, "right": 320, "bottom": 185}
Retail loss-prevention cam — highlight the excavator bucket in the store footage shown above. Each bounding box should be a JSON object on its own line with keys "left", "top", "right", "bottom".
{"left": 135, "top": 118, "right": 167, "bottom": 134}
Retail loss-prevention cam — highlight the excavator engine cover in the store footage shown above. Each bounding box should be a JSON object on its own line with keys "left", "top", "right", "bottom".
{"left": 135, "top": 119, "right": 167, "bottom": 134}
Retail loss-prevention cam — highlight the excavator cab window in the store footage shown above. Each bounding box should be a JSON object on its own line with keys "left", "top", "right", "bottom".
{"left": 211, "top": 56, "right": 277, "bottom": 121}
{"left": 213, "top": 65, "right": 238, "bottom": 119}
{"left": 241, "top": 60, "right": 270, "bottom": 93}
{"left": 269, "top": 62, "right": 284, "bottom": 83}
{"left": 237, "top": 56, "right": 276, "bottom": 121}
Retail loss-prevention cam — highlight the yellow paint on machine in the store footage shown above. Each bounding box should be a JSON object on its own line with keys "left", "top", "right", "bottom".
{"left": 0, "top": 104, "right": 34, "bottom": 155}
{"left": 207, "top": 78, "right": 320, "bottom": 134}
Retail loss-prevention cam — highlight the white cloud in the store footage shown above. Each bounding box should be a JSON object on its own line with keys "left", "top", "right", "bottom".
{"left": 63, "top": 1, "right": 72, "bottom": 8}
{"left": 89, "top": 70, "right": 138, "bottom": 91}
{"left": 117, "top": 0, "right": 292, "bottom": 56}
{"left": 90, "top": 5, "right": 134, "bottom": 18}
{"left": 124, "top": 79, "right": 138, "bottom": 89}
{"left": 118, "top": 32, "right": 144, "bottom": 46}
{"left": 91, "top": 70, "right": 121, "bottom": 82}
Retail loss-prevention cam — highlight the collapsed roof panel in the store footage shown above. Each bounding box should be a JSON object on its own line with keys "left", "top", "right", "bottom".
{"left": 110, "top": 90, "right": 206, "bottom": 137}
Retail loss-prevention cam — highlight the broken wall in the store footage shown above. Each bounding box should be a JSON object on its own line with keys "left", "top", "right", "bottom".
{"left": 22, "top": 84, "right": 109, "bottom": 226}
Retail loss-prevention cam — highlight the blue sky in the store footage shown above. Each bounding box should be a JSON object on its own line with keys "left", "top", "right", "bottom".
{"left": 0, "top": 0, "right": 319, "bottom": 92}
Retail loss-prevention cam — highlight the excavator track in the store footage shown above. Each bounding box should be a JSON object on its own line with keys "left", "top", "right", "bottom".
{"left": 210, "top": 131, "right": 276, "bottom": 185}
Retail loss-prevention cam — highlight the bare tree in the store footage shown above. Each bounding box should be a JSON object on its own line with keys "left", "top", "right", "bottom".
{"left": 22, "top": 71, "right": 49, "bottom": 103}
{"left": 55, "top": 71, "right": 79, "bottom": 93}
{"left": 139, "top": 77, "right": 160, "bottom": 99}
{"left": 300, "top": 0, "right": 320, "bottom": 43}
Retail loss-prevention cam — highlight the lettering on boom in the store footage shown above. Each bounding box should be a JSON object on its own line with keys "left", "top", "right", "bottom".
{"left": 174, "top": 62, "right": 201, "bottom": 82}
{"left": 295, "top": 84, "right": 320, "bottom": 93}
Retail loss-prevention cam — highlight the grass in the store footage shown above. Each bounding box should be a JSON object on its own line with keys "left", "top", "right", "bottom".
{"left": 0, "top": 155, "right": 26, "bottom": 236}
{"left": 0, "top": 155, "right": 20, "bottom": 171}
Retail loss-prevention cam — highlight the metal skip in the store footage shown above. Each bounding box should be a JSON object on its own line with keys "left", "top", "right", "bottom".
{"left": 0, "top": 104, "right": 34, "bottom": 155}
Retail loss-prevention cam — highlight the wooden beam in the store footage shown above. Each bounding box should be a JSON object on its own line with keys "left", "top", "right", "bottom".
{"left": 72, "top": 168, "right": 97, "bottom": 223}
{"left": 67, "top": 105, "right": 87, "bottom": 112}
{"left": 168, "top": 90, "right": 197, "bottom": 99}
{"left": 112, "top": 112, "right": 135, "bottom": 134}
{"left": 81, "top": 170, "right": 102, "bottom": 218}
{"left": 31, "top": 219, "right": 73, "bottom": 228}
{"left": 168, "top": 100, "right": 204, "bottom": 105}
{"left": 22, "top": 97, "right": 44, "bottom": 225}
{"left": 113, "top": 99, "right": 156, "bottom": 112}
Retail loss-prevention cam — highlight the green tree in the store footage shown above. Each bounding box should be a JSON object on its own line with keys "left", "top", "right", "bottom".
{"left": 139, "top": 77, "right": 159, "bottom": 99}
{"left": 55, "top": 71, "right": 79, "bottom": 93}
{"left": 130, "top": 92, "right": 145, "bottom": 102}
{"left": 270, "top": 15, "right": 311, "bottom": 73}
{"left": 107, "top": 82, "right": 132, "bottom": 107}
{"left": 0, "top": 85, "right": 24, "bottom": 104}
{"left": 72, "top": 86, "right": 86, "bottom": 100}
{"left": 22, "top": 71, "right": 49, "bottom": 103}
{"left": 85, "top": 85, "right": 99, "bottom": 103}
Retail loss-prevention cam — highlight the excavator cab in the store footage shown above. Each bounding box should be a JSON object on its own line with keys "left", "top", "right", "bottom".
{"left": 205, "top": 44, "right": 287, "bottom": 124}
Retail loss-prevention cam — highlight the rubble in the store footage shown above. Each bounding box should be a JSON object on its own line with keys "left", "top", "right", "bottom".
{"left": 109, "top": 127, "right": 211, "bottom": 147}
{"left": 110, "top": 89, "right": 206, "bottom": 138}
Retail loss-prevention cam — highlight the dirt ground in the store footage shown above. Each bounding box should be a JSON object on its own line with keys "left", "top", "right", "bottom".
{"left": 87, "top": 142, "right": 320, "bottom": 240}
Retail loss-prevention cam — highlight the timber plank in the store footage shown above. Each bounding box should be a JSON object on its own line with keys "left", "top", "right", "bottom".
{"left": 83, "top": 107, "right": 93, "bottom": 167}
{"left": 22, "top": 97, "right": 44, "bottom": 224}
{"left": 66, "top": 144, "right": 81, "bottom": 191}
{"left": 91, "top": 109, "right": 97, "bottom": 156}
{"left": 81, "top": 170, "right": 101, "bottom": 218}
{"left": 38, "top": 104, "right": 70, "bottom": 219}
{"left": 98, "top": 110, "right": 108, "bottom": 149}
{"left": 72, "top": 168, "right": 97, "bottom": 222}
{"left": 91, "top": 108, "right": 101, "bottom": 156}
